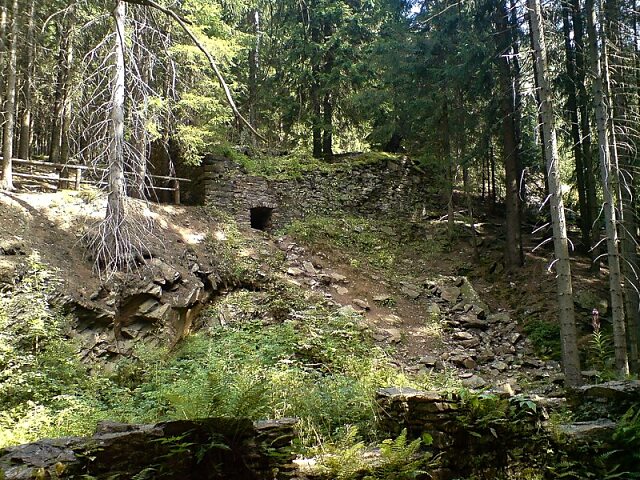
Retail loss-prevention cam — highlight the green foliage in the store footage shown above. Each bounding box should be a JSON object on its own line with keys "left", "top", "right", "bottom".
{"left": 612, "top": 406, "right": 640, "bottom": 473}
{"left": 364, "top": 429, "right": 431, "bottom": 480}
{"left": 226, "top": 150, "right": 398, "bottom": 181}
{"left": 458, "top": 391, "right": 510, "bottom": 430}
{"left": 284, "top": 216, "right": 396, "bottom": 270}
{"left": 129, "top": 299, "right": 414, "bottom": 444}
{"left": 0, "top": 257, "right": 107, "bottom": 446}
{"left": 523, "top": 319, "right": 562, "bottom": 360}
{"left": 457, "top": 391, "right": 540, "bottom": 439}
{"left": 587, "top": 330, "right": 615, "bottom": 379}
{"left": 284, "top": 215, "right": 445, "bottom": 273}
{"left": 317, "top": 427, "right": 433, "bottom": 480}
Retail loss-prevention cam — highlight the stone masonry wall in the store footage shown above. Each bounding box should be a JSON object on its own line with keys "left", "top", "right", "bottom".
{"left": 376, "top": 385, "right": 638, "bottom": 480}
{"left": 0, "top": 417, "right": 299, "bottom": 480}
{"left": 203, "top": 155, "right": 435, "bottom": 229}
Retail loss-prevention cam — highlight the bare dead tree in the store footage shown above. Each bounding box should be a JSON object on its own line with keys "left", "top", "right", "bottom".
{"left": 69, "top": 0, "right": 258, "bottom": 275}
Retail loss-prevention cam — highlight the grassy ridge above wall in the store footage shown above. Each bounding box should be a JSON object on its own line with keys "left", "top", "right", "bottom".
{"left": 209, "top": 146, "right": 402, "bottom": 180}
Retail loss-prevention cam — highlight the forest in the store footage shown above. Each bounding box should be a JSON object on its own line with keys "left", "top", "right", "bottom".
{"left": 1, "top": 0, "right": 640, "bottom": 478}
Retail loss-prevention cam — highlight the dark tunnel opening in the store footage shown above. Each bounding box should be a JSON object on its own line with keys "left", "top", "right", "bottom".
{"left": 250, "top": 207, "right": 274, "bottom": 231}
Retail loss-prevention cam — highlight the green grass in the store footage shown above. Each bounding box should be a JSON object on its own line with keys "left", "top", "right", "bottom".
{"left": 522, "top": 318, "right": 562, "bottom": 360}
{"left": 283, "top": 215, "right": 446, "bottom": 273}
{"left": 210, "top": 144, "right": 400, "bottom": 180}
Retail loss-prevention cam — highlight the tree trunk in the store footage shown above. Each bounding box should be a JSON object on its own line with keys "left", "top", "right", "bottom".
{"left": 562, "top": 2, "right": 590, "bottom": 254}
{"left": 629, "top": 0, "right": 640, "bottom": 374}
{"left": 322, "top": 92, "right": 333, "bottom": 157}
{"left": 98, "top": 0, "right": 129, "bottom": 272}
{"left": 491, "top": 143, "right": 496, "bottom": 206}
{"left": 60, "top": 102, "right": 72, "bottom": 163}
{"left": 321, "top": 19, "right": 334, "bottom": 158}
{"left": 528, "top": 0, "right": 582, "bottom": 388}
{"left": 0, "top": 0, "right": 8, "bottom": 139}
{"left": 1, "top": 0, "right": 18, "bottom": 190}
{"left": 131, "top": 9, "right": 149, "bottom": 199}
{"left": 605, "top": 0, "right": 639, "bottom": 372}
{"left": 585, "top": 0, "right": 629, "bottom": 375}
{"left": 509, "top": 0, "right": 525, "bottom": 207}
{"left": 310, "top": 19, "right": 322, "bottom": 158}
{"left": 18, "top": 0, "right": 35, "bottom": 160}
{"left": 571, "top": 0, "right": 600, "bottom": 273}
{"left": 464, "top": 163, "right": 479, "bottom": 262}
{"left": 49, "top": 24, "right": 73, "bottom": 164}
{"left": 622, "top": 196, "right": 640, "bottom": 373}
{"left": 495, "top": 0, "right": 523, "bottom": 269}
{"left": 442, "top": 104, "right": 455, "bottom": 243}
{"left": 247, "top": 8, "right": 260, "bottom": 140}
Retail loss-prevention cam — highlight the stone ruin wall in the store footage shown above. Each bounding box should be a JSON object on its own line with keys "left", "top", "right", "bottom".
{"left": 202, "top": 155, "right": 436, "bottom": 230}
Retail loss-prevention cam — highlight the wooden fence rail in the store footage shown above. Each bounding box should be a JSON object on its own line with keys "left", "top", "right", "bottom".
{"left": 1, "top": 157, "right": 190, "bottom": 205}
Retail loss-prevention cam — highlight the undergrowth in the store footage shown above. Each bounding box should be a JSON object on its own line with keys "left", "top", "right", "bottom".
{"left": 283, "top": 215, "right": 446, "bottom": 272}
{"left": 0, "top": 258, "right": 440, "bottom": 454}
{"left": 210, "top": 145, "right": 398, "bottom": 180}
{"left": 316, "top": 427, "right": 435, "bottom": 480}
{"left": 0, "top": 255, "right": 105, "bottom": 446}
{"left": 522, "top": 319, "right": 561, "bottom": 360}
{"left": 116, "top": 291, "right": 422, "bottom": 446}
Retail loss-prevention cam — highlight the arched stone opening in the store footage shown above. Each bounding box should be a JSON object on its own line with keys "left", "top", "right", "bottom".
{"left": 250, "top": 207, "right": 274, "bottom": 231}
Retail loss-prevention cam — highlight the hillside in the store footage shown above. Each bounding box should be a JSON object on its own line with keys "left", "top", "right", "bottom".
{"left": 2, "top": 180, "right": 637, "bottom": 479}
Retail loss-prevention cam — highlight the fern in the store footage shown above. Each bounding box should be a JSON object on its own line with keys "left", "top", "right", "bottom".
{"left": 131, "top": 467, "right": 157, "bottom": 480}
{"left": 317, "top": 426, "right": 368, "bottom": 480}
{"left": 365, "top": 429, "right": 432, "bottom": 480}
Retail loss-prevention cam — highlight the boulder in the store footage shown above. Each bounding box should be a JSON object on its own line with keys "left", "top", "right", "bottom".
{"left": 142, "top": 303, "right": 172, "bottom": 322}
{"left": 286, "top": 267, "right": 303, "bottom": 276}
{"left": 558, "top": 419, "right": 617, "bottom": 447}
{"left": 400, "top": 282, "right": 422, "bottom": 299}
{"left": 0, "top": 257, "right": 20, "bottom": 284}
{"left": 352, "top": 298, "right": 370, "bottom": 310}
{"left": 328, "top": 272, "right": 347, "bottom": 283}
{"left": 453, "top": 331, "right": 475, "bottom": 341}
{"left": 373, "top": 328, "right": 402, "bottom": 343}
{"left": 487, "top": 312, "right": 511, "bottom": 324}
{"left": 373, "top": 294, "right": 393, "bottom": 303}
{"left": 440, "top": 286, "right": 461, "bottom": 304}
{"left": 140, "top": 282, "right": 163, "bottom": 299}
{"left": 461, "top": 375, "right": 487, "bottom": 389}
{"left": 135, "top": 298, "right": 160, "bottom": 316}
{"left": 573, "top": 290, "right": 608, "bottom": 313}
{"left": 458, "top": 313, "right": 487, "bottom": 329}
{"left": 419, "top": 355, "right": 438, "bottom": 367}
{"left": 334, "top": 285, "right": 349, "bottom": 295}
{"left": 148, "top": 258, "right": 181, "bottom": 286}
{"left": 459, "top": 278, "right": 489, "bottom": 315}
{"left": 569, "top": 380, "right": 640, "bottom": 414}
{"left": 383, "top": 314, "right": 403, "bottom": 325}
{"left": 302, "top": 261, "right": 317, "bottom": 274}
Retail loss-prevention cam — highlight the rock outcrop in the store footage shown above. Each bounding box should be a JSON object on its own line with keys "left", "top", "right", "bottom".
{"left": 54, "top": 253, "right": 236, "bottom": 362}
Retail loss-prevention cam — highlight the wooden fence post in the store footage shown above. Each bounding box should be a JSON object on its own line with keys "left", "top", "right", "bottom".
{"left": 74, "top": 167, "right": 82, "bottom": 190}
{"left": 173, "top": 178, "right": 181, "bottom": 205}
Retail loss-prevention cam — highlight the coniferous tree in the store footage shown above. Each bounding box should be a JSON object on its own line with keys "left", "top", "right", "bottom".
{"left": 528, "top": 0, "right": 582, "bottom": 387}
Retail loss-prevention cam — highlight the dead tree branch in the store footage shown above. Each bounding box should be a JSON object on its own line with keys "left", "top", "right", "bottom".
{"left": 124, "top": 0, "right": 265, "bottom": 142}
